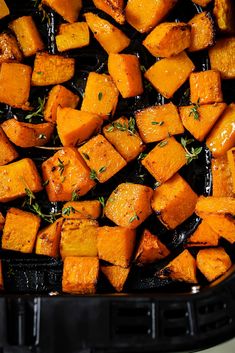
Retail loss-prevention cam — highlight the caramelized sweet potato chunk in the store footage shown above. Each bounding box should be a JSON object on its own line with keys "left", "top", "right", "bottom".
{"left": 0, "top": 127, "right": 18, "bottom": 166}
{"left": 213, "top": 0, "right": 235, "bottom": 33}
{"left": 187, "top": 221, "right": 219, "bottom": 247}
{"left": 209, "top": 38, "right": 235, "bottom": 79}
{"left": 227, "top": 148, "right": 235, "bottom": 194}
{"left": 212, "top": 155, "right": 233, "bottom": 197}
{"left": 101, "top": 265, "right": 130, "bottom": 292}
{"left": 192, "top": 0, "right": 212, "bottom": 7}
{"left": 35, "top": 218, "right": 64, "bottom": 257}
{"left": 0, "top": 0, "right": 9, "bottom": 19}
{"left": 56, "top": 22, "right": 90, "bottom": 52}
{"left": 93, "top": 0, "right": 125, "bottom": 25}
{"left": 0, "top": 33, "right": 22, "bottom": 64}
{"left": 188, "top": 11, "right": 215, "bottom": 52}
{"left": 62, "top": 201, "right": 101, "bottom": 219}
{"left": 42, "top": 0, "right": 82, "bottom": 23}
{"left": 204, "top": 214, "right": 235, "bottom": 243}
{"left": 0, "top": 212, "right": 5, "bottom": 231}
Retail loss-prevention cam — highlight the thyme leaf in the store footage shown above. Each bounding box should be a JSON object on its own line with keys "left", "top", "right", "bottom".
{"left": 189, "top": 98, "right": 201, "bottom": 120}
{"left": 129, "top": 213, "right": 139, "bottom": 223}
{"left": 181, "top": 137, "right": 203, "bottom": 164}
{"left": 25, "top": 97, "right": 46, "bottom": 122}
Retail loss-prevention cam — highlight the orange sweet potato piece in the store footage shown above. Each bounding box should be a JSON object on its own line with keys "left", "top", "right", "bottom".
{"left": 212, "top": 155, "right": 233, "bottom": 197}
{"left": 213, "top": 0, "right": 235, "bottom": 33}
{"left": 32, "top": 53, "right": 75, "bottom": 86}
{"left": 227, "top": 148, "right": 235, "bottom": 193}
{"left": 0, "top": 127, "right": 18, "bottom": 166}
{"left": 108, "top": 53, "right": 143, "bottom": 98}
{"left": 0, "top": 158, "right": 42, "bottom": 203}
{"left": 0, "top": 0, "right": 9, "bottom": 19}
{"left": 93, "top": 0, "right": 125, "bottom": 25}
{"left": 42, "top": 147, "right": 95, "bottom": 202}
{"left": 60, "top": 219, "right": 98, "bottom": 259}
{"left": 206, "top": 103, "right": 235, "bottom": 157}
{"left": 188, "top": 12, "right": 215, "bottom": 52}
{"left": 204, "top": 214, "right": 235, "bottom": 243}
{"left": 197, "top": 248, "right": 232, "bottom": 282}
{"left": 35, "top": 218, "right": 63, "bottom": 257}
{"left": 103, "top": 117, "right": 145, "bottom": 162}
{"left": 85, "top": 13, "right": 130, "bottom": 54}
{"left": 187, "top": 221, "right": 219, "bottom": 247}
{"left": 136, "top": 103, "right": 184, "bottom": 143}
{"left": 209, "top": 38, "right": 235, "bottom": 79}
{"left": 104, "top": 183, "right": 153, "bottom": 229}
{"left": 143, "top": 22, "right": 191, "bottom": 58}
{"left": 125, "top": 0, "right": 177, "bottom": 33}
{"left": 44, "top": 85, "right": 79, "bottom": 123}
{"left": 190, "top": 70, "right": 223, "bottom": 105}
{"left": 0, "top": 33, "right": 23, "bottom": 64}
{"left": 81, "top": 72, "right": 119, "bottom": 118}
{"left": 0, "top": 212, "right": 5, "bottom": 231}
{"left": 192, "top": 0, "right": 212, "bottom": 7}
{"left": 151, "top": 174, "right": 198, "bottom": 229}
{"left": 135, "top": 229, "right": 170, "bottom": 265}
{"left": 42, "top": 0, "right": 82, "bottom": 23}
{"left": 62, "top": 200, "right": 101, "bottom": 219}
{"left": 179, "top": 103, "right": 226, "bottom": 141}
{"left": 57, "top": 107, "right": 103, "bottom": 146}
{"left": 101, "top": 265, "right": 130, "bottom": 292}
{"left": 141, "top": 137, "right": 186, "bottom": 184}
{"left": 62, "top": 256, "right": 99, "bottom": 294}
{"left": 79, "top": 134, "right": 127, "bottom": 183}
{"left": 1, "top": 119, "right": 54, "bottom": 148}
{"left": 2, "top": 208, "right": 40, "bottom": 253}
{"left": 97, "top": 226, "right": 136, "bottom": 267}
{"left": 145, "top": 52, "right": 195, "bottom": 99}
{"left": 159, "top": 249, "right": 197, "bottom": 283}
{"left": 0, "top": 63, "right": 31, "bottom": 109}
{"left": 9, "top": 16, "right": 44, "bottom": 57}
{"left": 56, "top": 22, "right": 90, "bottom": 52}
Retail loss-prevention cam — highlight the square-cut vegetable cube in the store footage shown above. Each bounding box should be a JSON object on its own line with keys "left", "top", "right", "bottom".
{"left": 190, "top": 70, "right": 223, "bottom": 105}
{"left": 135, "top": 229, "right": 170, "bottom": 265}
{"left": 108, "top": 53, "right": 143, "bottom": 98}
{"left": 209, "top": 38, "right": 235, "bottom": 80}
{"left": 60, "top": 219, "right": 98, "bottom": 259}
{"left": 42, "top": 147, "right": 95, "bottom": 202}
{"left": 197, "top": 248, "right": 231, "bottom": 282}
{"left": 142, "top": 137, "right": 186, "bottom": 184}
{"left": 62, "top": 257, "right": 99, "bottom": 294}
{"left": 62, "top": 200, "right": 101, "bottom": 219}
{"left": 0, "top": 212, "right": 5, "bottom": 231}
{"left": 101, "top": 265, "right": 130, "bottom": 292}
{"left": 57, "top": 107, "right": 103, "bottom": 146}
{"left": 192, "top": 0, "right": 212, "bottom": 5}
{"left": 103, "top": 117, "right": 145, "bottom": 162}
{"left": 35, "top": 218, "right": 64, "bottom": 257}
{"left": 188, "top": 12, "right": 215, "bottom": 52}
{"left": 0, "top": 158, "right": 42, "bottom": 203}
{"left": 97, "top": 226, "right": 136, "bottom": 267}
{"left": 104, "top": 183, "right": 153, "bottom": 229}
{"left": 32, "top": 53, "right": 75, "bottom": 86}
{"left": 213, "top": 0, "right": 235, "bottom": 33}
{"left": 93, "top": 0, "right": 125, "bottom": 25}
{"left": 187, "top": 221, "right": 219, "bottom": 247}
{"left": 81, "top": 72, "right": 119, "bottom": 118}
{"left": 0, "top": 0, "right": 9, "bottom": 19}
{"left": 9, "top": 16, "right": 44, "bottom": 57}
{"left": 227, "top": 148, "right": 235, "bottom": 194}
{"left": 0, "top": 127, "right": 18, "bottom": 166}
{"left": 0, "top": 33, "right": 22, "bottom": 64}
{"left": 79, "top": 134, "right": 127, "bottom": 183}
{"left": 2, "top": 208, "right": 40, "bottom": 253}
{"left": 56, "top": 22, "right": 90, "bottom": 52}
{"left": 179, "top": 103, "right": 226, "bottom": 141}
{"left": 136, "top": 103, "right": 184, "bottom": 143}
{"left": 0, "top": 260, "right": 3, "bottom": 290}
{"left": 42, "top": 0, "right": 82, "bottom": 23}
{"left": 145, "top": 52, "right": 195, "bottom": 99}
{"left": 212, "top": 155, "right": 233, "bottom": 197}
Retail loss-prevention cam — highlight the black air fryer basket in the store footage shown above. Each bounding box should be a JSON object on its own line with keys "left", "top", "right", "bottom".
{"left": 1, "top": 0, "right": 235, "bottom": 352}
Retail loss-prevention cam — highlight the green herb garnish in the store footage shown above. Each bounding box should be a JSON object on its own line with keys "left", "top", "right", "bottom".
{"left": 98, "top": 196, "right": 105, "bottom": 208}
{"left": 157, "top": 140, "right": 168, "bottom": 148}
{"left": 98, "top": 92, "right": 103, "bottom": 101}
{"left": 62, "top": 206, "right": 76, "bottom": 216}
{"left": 152, "top": 121, "right": 164, "bottom": 126}
{"left": 189, "top": 98, "right": 201, "bottom": 120}
{"left": 25, "top": 97, "right": 46, "bottom": 122}
{"left": 90, "top": 169, "right": 98, "bottom": 181}
{"left": 99, "top": 166, "right": 106, "bottom": 174}
{"left": 82, "top": 152, "right": 90, "bottom": 160}
{"left": 181, "top": 137, "right": 203, "bottom": 164}
{"left": 129, "top": 213, "right": 140, "bottom": 223}
{"left": 71, "top": 191, "right": 79, "bottom": 201}
{"left": 106, "top": 117, "right": 136, "bottom": 135}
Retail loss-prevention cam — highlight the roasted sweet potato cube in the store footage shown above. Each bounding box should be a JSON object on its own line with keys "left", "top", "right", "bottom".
{"left": 203, "top": 214, "right": 235, "bottom": 243}
{"left": 212, "top": 155, "right": 233, "bottom": 197}
{"left": 42, "top": 0, "right": 82, "bottom": 23}
{"left": 0, "top": 0, "right": 9, "bottom": 19}
{"left": 62, "top": 256, "right": 99, "bottom": 294}
{"left": 108, "top": 54, "right": 143, "bottom": 98}
{"left": 56, "top": 22, "right": 90, "bottom": 52}
{"left": 197, "top": 248, "right": 232, "bottom": 282}
{"left": 187, "top": 221, "right": 219, "bottom": 247}
{"left": 32, "top": 53, "right": 75, "bottom": 86}
{"left": 0, "top": 158, "right": 42, "bottom": 203}
{"left": 209, "top": 38, "right": 235, "bottom": 79}
{"left": 188, "top": 12, "right": 214, "bottom": 52}
{"left": 35, "top": 218, "right": 63, "bottom": 257}
{"left": 213, "top": 0, "right": 235, "bottom": 33}
{"left": 104, "top": 183, "right": 153, "bottom": 229}
{"left": 190, "top": 70, "right": 223, "bottom": 105}
{"left": 192, "top": 0, "right": 212, "bottom": 7}
{"left": 44, "top": 85, "right": 79, "bottom": 123}
{"left": 143, "top": 22, "right": 191, "bottom": 58}
{"left": 60, "top": 219, "right": 98, "bottom": 259}
{"left": 93, "top": 0, "right": 125, "bottom": 25}
{"left": 85, "top": 13, "right": 130, "bottom": 54}
{"left": 0, "top": 212, "right": 5, "bottom": 231}
{"left": 97, "top": 226, "right": 136, "bottom": 267}
{"left": 2, "top": 208, "right": 40, "bottom": 253}
{"left": 227, "top": 148, "right": 235, "bottom": 194}
{"left": 103, "top": 117, "right": 145, "bottom": 162}
{"left": 62, "top": 200, "right": 101, "bottom": 219}
{"left": 195, "top": 196, "right": 235, "bottom": 216}
{"left": 101, "top": 265, "right": 130, "bottom": 292}
{"left": 42, "top": 147, "right": 95, "bottom": 202}
{"left": 159, "top": 250, "right": 197, "bottom": 283}
{"left": 81, "top": 72, "right": 119, "bottom": 118}
{"left": 151, "top": 174, "right": 198, "bottom": 229}
{"left": 136, "top": 103, "right": 184, "bottom": 143}
{"left": 179, "top": 103, "right": 226, "bottom": 142}
{"left": 2, "top": 119, "right": 54, "bottom": 148}
{"left": 206, "top": 103, "right": 235, "bottom": 157}
{"left": 9, "top": 16, "right": 44, "bottom": 57}
{"left": 135, "top": 229, "right": 170, "bottom": 265}
{"left": 145, "top": 52, "right": 195, "bottom": 99}
{"left": 0, "top": 33, "right": 22, "bottom": 64}
{"left": 79, "top": 134, "right": 127, "bottom": 183}
{"left": 125, "top": 0, "right": 177, "bottom": 33}
{"left": 0, "top": 127, "right": 18, "bottom": 166}
{"left": 0, "top": 63, "right": 31, "bottom": 109}
{"left": 142, "top": 137, "right": 186, "bottom": 184}
{"left": 57, "top": 107, "right": 103, "bottom": 146}
{"left": 0, "top": 260, "right": 3, "bottom": 290}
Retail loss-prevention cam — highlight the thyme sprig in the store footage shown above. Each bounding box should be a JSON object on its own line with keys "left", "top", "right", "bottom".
{"left": 189, "top": 98, "right": 201, "bottom": 120}
{"left": 25, "top": 97, "right": 46, "bottom": 122}
{"left": 181, "top": 137, "right": 203, "bottom": 165}
{"left": 106, "top": 117, "right": 136, "bottom": 135}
